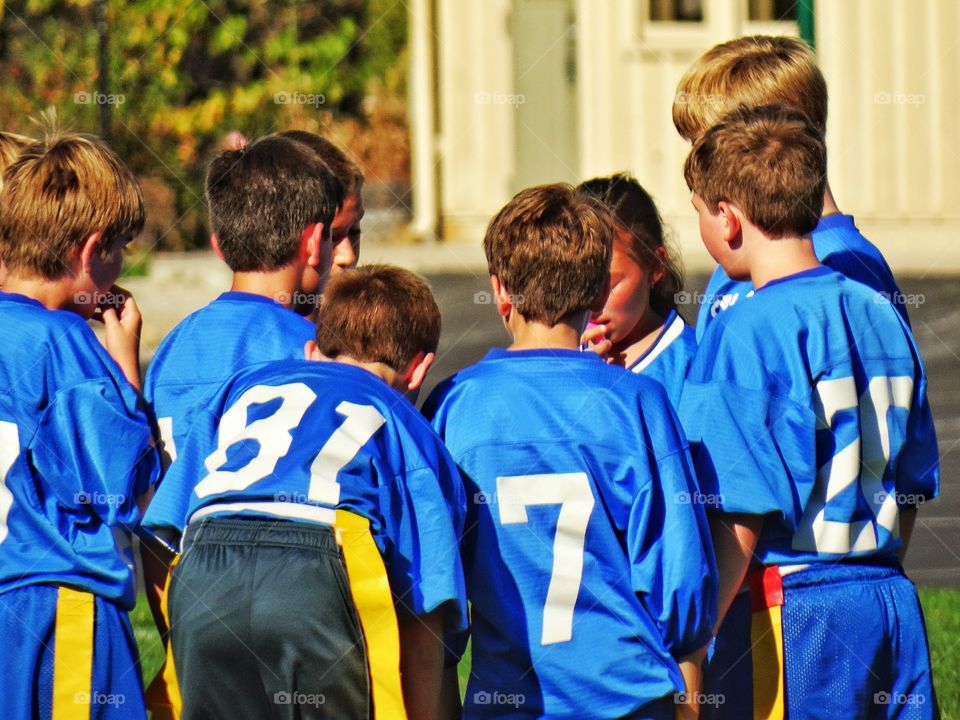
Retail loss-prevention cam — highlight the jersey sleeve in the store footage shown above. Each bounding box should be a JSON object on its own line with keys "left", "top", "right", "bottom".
{"left": 679, "top": 378, "right": 817, "bottom": 527}
{"left": 895, "top": 372, "right": 940, "bottom": 503}
{"left": 627, "top": 409, "right": 717, "bottom": 657}
{"left": 377, "top": 438, "right": 468, "bottom": 633}
{"left": 32, "top": 380, "right": 159, "bottom": 528}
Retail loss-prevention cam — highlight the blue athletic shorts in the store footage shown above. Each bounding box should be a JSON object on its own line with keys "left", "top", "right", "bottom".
{"left": 0, "top": 583, "right": 146, "bottom": 720}
{"left": 704, "top": 561, "right": 935, "bottom": 719}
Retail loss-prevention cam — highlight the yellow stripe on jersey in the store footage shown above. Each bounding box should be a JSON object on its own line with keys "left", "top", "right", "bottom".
{"left": 52, "top": 586, "right": 94, "bottom": 720}
{"left": 335, "top": 509, "right": 408, "bottom": 720}
{"left": 144, "top": 554, "right": 183, "bottom": 720}
{"left": 751, "top": 603, "right": 786, "bottom": 720}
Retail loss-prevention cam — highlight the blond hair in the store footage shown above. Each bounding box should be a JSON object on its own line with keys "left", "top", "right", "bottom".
{"left": 684, "top": 104, "right": 825, "bottom": 238}
{"left": 0, "top": 132, "right": 144, "bottom": 279}
{"left": 484, "top": 184, "right": 613, "bottom": 326}
{"left": 673, "top": 35, "right": 827, "bottom": 142}
{"left": 0, "top": 132, "right": 34, "bottom": 181}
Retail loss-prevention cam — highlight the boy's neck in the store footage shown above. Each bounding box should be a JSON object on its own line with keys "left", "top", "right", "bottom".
{"left": 230, "top": 266, "right": 302, "bottom": 308}
{"left": 744, "top": 227, "right": 821, "bottom": 289}
{"left": 822, "top": 182, "right": 842, "bottom": 217}
{"left": 507, "top": 311, "right": 586, "bottom": 351}
{"left": 3, "top": 274, "right": 79, "bottom": 312}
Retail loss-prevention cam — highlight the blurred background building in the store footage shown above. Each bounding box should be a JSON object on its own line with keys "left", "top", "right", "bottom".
{"left": 410, "top": 0, "right": 960, "bottom": 272}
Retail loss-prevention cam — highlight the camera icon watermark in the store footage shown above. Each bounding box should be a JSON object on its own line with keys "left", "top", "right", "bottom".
{"left": 872, "top": 290, "right": 925, "bottom": 309}
{"left": 474, "top": 91, "right": 526, "bottom": 106}
{"left": 274, "top": 91, "right": 327, "bottom": 107}
{"left": 75, "top": 691, "right": 126, "bottom": 707}
{"left": 674, "top": 691, "right": 725, "bottom": 707}
{"left": 473, "top": 690, "right": 525, "bottom": 708}
{"left": 274, "top": 290, "right": 322, "bottom": 307}
{"left": 674, "top": 490, "right": 723, "bottom": 507}
{"left": 74, "top": 491, "right": 126, "bottom": 507}
{"left": 874, "top": 690, "right": 926, "bottom": 706}
{"left": 873, "top": 490, "right": 926, "bottom": 507}
{"left": 474, "top": 290, "right": 524, "bottom": 305}
{"left": 273, "top": 690, "right": 326, "bottom": 707}
{"left": 873, "top": 90, "right": 926, "bottom": 106}
{"left": 275, "top": 491, "right": 309, "bottom": 504}
{"left": 74, "top": 90, "right": 125, "bottom": 106}
{"left": 73, "top": 290, "right": 128, "bottom": 307}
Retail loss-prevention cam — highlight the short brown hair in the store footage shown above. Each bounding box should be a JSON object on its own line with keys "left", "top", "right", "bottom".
{"left": 315, "top": 264, "right": 441, "bottom": 371}
{"left": 673, "top": 35, "right": 828, "bottom": 142}
{"left": 484, "top": 184, "right": 613, "bottom": 326}
{"left": 577, "top": 174, "right": 683, "bottom": 316}
{"left": 684, "top": 104, "right": 826, "bottom": 238}
{"left": 206, "top": 134, "right": 345, "bottom": 272}
{"left": 280, "top": 130, "right": 364, "bottom": 197}
{"left": 0, "top": 132, "right": 144, "bottom": 279}
{"left": 0, "top": 132, "right": 34, "bottom": 180}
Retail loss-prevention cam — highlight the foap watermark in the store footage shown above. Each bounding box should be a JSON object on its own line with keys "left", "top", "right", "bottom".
{"left": 674, "top": 290, "right": 712, "bottom": 307}
{"left": 873, "top": 290, "right": 925, "bottom": 309}
{"left": 275, "top": 491, "right": 310, "bottom": 504}
{"left": 75, "top": 491, "right": 126, "bottom": 507}
{"left": 874, "top": 490, "right": 926, "bottom": 507}
{"left": 274, "top": 691, "right": 326, "bottom": 708}
{"left": 474, "top": 91, "right": 526, "bottom": 107}
{"left": 74, "top": 90, "right": 125, "bottom": 106}
{"left": 74, "top": 290, "right": 128, "bottom": 307}
{"left": 473, "top": 290, "right": 524, "bottom": 306}
{"left": 874, "top": 690, "right": 926, "bottom": 707}
{"left": 674, "top": 691, "right": 725, "bottom": 708}
{"left": 874, "top": 91, "right": 926, "bottom": 107}
{"left": 674, "top": 490, "right": 723, "bottom": 507}
{"left": 274, "top": 290, "right": 322, "bottom": 307}
{"left": 274, "top": 91, "right": 327, "bottom": 108}
{"left": 673, "top": 91, "right": 724, "bottom": 107}
{"left": 74, "top": 691, "right": 126, "bottom": 707}
{"left": 473, "top": 690, "right": 526, "bottom": 708}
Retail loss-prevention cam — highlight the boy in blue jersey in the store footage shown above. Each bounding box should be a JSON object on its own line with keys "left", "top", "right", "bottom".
{"left": 0, "top": 132, "right": 160, "bottom": 719}
{"left": 156, "top": 265, "right": 466, "bottom": 720}
{"left": 672, "top": 35, "right": 910, "bottom": 340}
{"left": 423, "top": 184, "right": 717, "bottom": 720}
{"left": 680, "top": 105, "right": 938, "bottom": 718}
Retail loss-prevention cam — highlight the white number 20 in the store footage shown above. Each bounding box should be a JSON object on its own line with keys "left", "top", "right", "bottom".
{"left": 496, "top": 473, "right": 595, "bottom": 646}
{"left": 194, "top": 383, "right": 385, "bottom": 503}
{"left": 793, "top": 376, "right": 913, "bottom": 554}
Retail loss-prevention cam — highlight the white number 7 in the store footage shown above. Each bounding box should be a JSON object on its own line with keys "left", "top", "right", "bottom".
{"left": 496, "top": 473, "right": 594, "bottom": 646}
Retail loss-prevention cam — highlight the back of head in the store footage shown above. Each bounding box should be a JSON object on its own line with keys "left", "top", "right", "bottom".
{"left": 673, "top": 35, "right": 827, "bottom": 142}
{"left": 577, "top": 173, "right": 683, "bottom": 315}
{"left": 0, "top": 131, "right": 144, "bottom": 279}
{"left": 315, "top": 264, "right": 441, "bottom": 372}
{"left": 484, "top": 183, "right": 613, "bottom": 326}
{"left": 684, "top": 104, "right": 826, "bottom": 237}
{"left": 205, "top": 134, "right": 345, "bottom": 272}
{"left": 279, "top": 130, "right": 364, "bottom": 197}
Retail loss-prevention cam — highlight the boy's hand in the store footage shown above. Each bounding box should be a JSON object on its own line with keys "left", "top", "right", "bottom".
{"left": 579, "top": 324, "right": 614, "bottom": 362}
{"left": 92, "top": 285, "right": 142, "bottom": 390}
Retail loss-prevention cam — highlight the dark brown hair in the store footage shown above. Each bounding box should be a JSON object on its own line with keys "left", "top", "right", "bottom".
{"left": 684, "top": 104, "right": 826, "bottom": 238}
{"left": 578, "top": 174, "right": 682, "bottom": 315}
{"left": 205, "top": 134, "right": 345, "bottom": 272}
{"left": 0, "top": 132, "right": 144, "bottom": 279}
{"left": 280, "top": 130, "right": 364, "bottom": 197}
{"left": 315, "top": 264, "right": 441, "bottom": 371}
{"left": 483, "top": 184, "right": 613, "bottom": 326}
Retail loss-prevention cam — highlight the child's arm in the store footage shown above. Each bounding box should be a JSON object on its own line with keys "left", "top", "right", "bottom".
{"left": 96, "top": 285, "right": 143, "bottom": 390}
{"left": 676, "top": 647, "right": 708, "bottom": 720}
{"left": 398, "top": 608, "right": 447, "bottom": 720}
{"left": 710, "top": 512, "right": 764, "bottom": 632}
{"left": 140, "top": 529, "right": 180, "bottom": 641}
{"left": 438, "top": 666, "right": 462, "bottom": 720}
{"left": 897, "top": 506, "right": 918, "bottom": 562}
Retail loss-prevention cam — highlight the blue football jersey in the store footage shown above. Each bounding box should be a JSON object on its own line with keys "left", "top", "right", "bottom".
{"left": 161, "top": 359, "right": 467, "bottom": 625}
{"left": 143, "top": 292, "right": 315, "bottom": 529}
{"left": 423, "top": 349, "right": 717, "bottom": 719}
{"left": 681, "top": 267, "right": 939, "bottom": 566}
{"left": 628, "top": 310, "right": 697, "bottom": 409}
{"left": 0, "top": 293, "right": 159, "bottom": 609}
{"left": 696, "top": 214, "right": 910, "bottom": 341}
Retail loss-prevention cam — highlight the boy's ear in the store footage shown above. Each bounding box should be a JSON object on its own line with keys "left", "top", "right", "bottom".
{"left": 490, "top": 275, "right": 513, "bottom": 320}
{"left": 304, "top": 340, "right": 323, "bottom": 361}
{"left": 717, "top": 201, "right": 742, "bottom": 245}
{"left": 403, "top": 351, "right": 435, "bottom": 392}
{"left": 210, "top": 233, "right": 226, "bottom": 262}
{"left": 78, "top": 230, "right": 104, "bottom": 275}
{"left": 302, "top": 222, "right": 325, "bottom": 268}
{"left": 650, "top": 246, "right": 669, "bottom": 285}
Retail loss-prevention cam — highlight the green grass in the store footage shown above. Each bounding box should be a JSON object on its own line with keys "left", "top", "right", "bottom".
{"left": 133, "top": 589, "right": 960, "bottom": 714}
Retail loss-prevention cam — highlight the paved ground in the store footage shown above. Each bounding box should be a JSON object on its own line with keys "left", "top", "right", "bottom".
{"left": 420, "top": 272, "right": 960, "bottom": 588}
